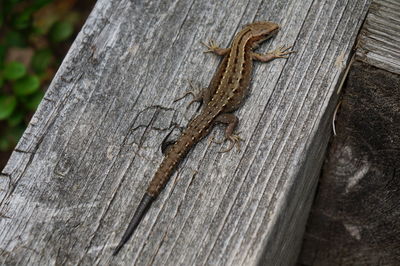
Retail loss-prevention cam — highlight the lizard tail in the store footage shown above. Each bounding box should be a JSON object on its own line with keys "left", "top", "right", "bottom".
{"left": 113, "top": 193, "right": 155, "bottom": 255}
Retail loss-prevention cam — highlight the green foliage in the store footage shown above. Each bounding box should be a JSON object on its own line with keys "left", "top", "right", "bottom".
{"left": 0, "top": 138, "right": 9, "bottom": 151}
{"left": 3, "top": 61, "right": 26, "bottom": 80}
{"left": 32, "top": 0, "right": 54, "bottom": 10}
{"left": 7, "top": 0, "right": 24, "bottom": 4}
{"left": 13, "top": 75, "right": 40, "bottom": 96}
{"left": 0, "top": 95, "right": 17, "bottom": 120}
{"left": 0, "top": 125, "right": 25, "bottom": 151}
{"left": 31, "top": 49, "right": 52, "bottom": 73}
{"left": 12, "top": 8, "right": 34, "bottom": 30}
{"left": 49, "top": 21, "right": 74, "bottom": 43}
{"left": 0, "top": 0, "right": 83, "bottom": 153}
{"left": 25, "top": 91, "right": 45, "bottom": 110}
{"left": 7, "top": 110, "right": 24, "bottom": 127}
{"left": 4, "top": 31, "right": 26, "bottom": 47}
{"left": 0, "top": 45, "right": 5, "bottom": 67}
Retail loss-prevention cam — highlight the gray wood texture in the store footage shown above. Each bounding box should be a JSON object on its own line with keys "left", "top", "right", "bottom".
{"left": 356, "top": 0, "right": 400, "bottom": 74}
{"left": 299, "top": 1, "right": 400, "bottom": 264}
{"left": 298, "top": 61, "right": 400, "bottom": 266}
{"left": 0, "top": 0, "right": 370, "bottom": 265}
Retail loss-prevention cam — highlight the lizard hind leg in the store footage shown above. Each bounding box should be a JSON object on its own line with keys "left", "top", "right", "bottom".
{"left": 211, "top": 113, "right": 243, "bottom": 153}
{"left": 161, "top": 140, "right": 175, "bottom": 155}
{"left": 160, "top": 124, "right": 183, "bottom": 155}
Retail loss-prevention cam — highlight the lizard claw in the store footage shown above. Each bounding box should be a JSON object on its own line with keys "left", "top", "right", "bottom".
{"left": 201, "top": 39, "right": 220, "bottom": 53}
{"left": 210, "top": 133, "right": 243, "bottom": 153}
{"left": 219, "top": 134, "right": 243, "bottom": 153}
{"left": 174, "top": 81, "right": 203, "bottom": 109}
{"left": 270, "top": 45, "right": 296, "bottom": 58}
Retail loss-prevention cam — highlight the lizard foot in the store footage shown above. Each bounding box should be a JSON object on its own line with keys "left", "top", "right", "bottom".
{"left": 269, "top": 45, "right": 296, "bottom": 59}
{"left": 174, "top": 81, "right": 203, "bottom": 110}
{"left": 210, "top": 133, "right": 243, "bottom": 153}
{"left": 201, "top": 40, "right": 230, "bottom": 56}
{"left": 201, "top": 39, "right": 220, "bottom": 53}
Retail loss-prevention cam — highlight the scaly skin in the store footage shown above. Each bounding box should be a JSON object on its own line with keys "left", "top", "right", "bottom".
{"left": 113, "top": 21, "right": 294, "bottom": 255}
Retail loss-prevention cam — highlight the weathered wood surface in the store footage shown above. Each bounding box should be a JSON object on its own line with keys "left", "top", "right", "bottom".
{"left": 0, "top": 0, "right": 370, "bottom": 265}
{"left": 298, "top": 61, "right": 400, "bottom": 266}
{"left": 356, "top": 0, "right": 400, "bottom": 74}
{"left": 299, "top": 1, "right": 400, "bottom": 264}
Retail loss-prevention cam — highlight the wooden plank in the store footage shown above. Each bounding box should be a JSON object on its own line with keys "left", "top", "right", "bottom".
{"left": 0, "top": 0, "right": 370, "bottom": 265}
{"left": 298, "top": 0, "right": 400, "bottom": 264}
{"left": 298, "top": 60, "right": 400, "bottom": 266}
{"left": 356, "top": 0, "right": 400, "bottom": 74}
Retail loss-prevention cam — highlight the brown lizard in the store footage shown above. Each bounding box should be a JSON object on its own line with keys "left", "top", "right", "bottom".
{"left": 113, "top": 21, "right": 294, "bottom": 255}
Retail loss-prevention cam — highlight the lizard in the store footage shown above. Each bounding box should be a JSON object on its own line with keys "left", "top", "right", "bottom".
{"left": 113, "top": 21, "right": 294, "bottom": 255}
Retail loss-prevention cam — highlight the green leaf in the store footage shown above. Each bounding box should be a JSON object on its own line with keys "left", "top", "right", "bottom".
{"left": 25, "top": 90, "right": 44, "bottom": 110}
{"left": 0, "top": 137, "right": 10, "bottom": 151}
{"left": 12, "top": 9, "right": 33, "bottom": 30}
{"left": 11, "top": 124, "right": 26, "bottom": 140}
{"left": 32, "top": 25, "right": 48, "bottom": 35}
{"left": 3, "top": 61, "right": 26, "bottom": 80}
{"left": 13, "top": 75, "right": 40, "bottom": 96}
{"left": 33, "top": 0, "right": 55, "bottom": 10}
{"left": 7, "top": 0, "right": 24, "bottom": 4}
{"left": 0, "top": 11, "right": 3, "bottom": 28}
{"left": 2, "top": 1, "right": 23, "bottom": 25}
{"left": 0, "top": 95, "right": 17, "bottom": 120}
{"left": 5, "top": 31, "right": 26, "bottom": 47}
{"left": 2, "top": 125, "right": 26, "bottom": 150}
{"left": 31, "top": 49, "right": 52, "bottom": 73}
{"left": 65, "top": 11, "right": 80, "bottom": 25}
{"left": 49, "top": 21, "right": 74, "bottom": 43}
{"left": 0, "top": 45, "right": 6, "bottom": 66}
{"left": 7, "top": 109, "right": 24, "bottom": 126}
{"left": 2, "top": 0, "right": 21, "bottom": 16}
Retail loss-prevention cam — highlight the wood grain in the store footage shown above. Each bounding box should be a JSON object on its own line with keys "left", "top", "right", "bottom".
{"left": 0, "top": 0, "right": 370, "bottom": 265}
{"left": 298, "top": 61, "right": 400, "bottom": 266}
{"left": 299, "top": 0, "right": 400, "bottom": 264}
{"left": 356, "top": 0, "right": 400, "bottom": 74}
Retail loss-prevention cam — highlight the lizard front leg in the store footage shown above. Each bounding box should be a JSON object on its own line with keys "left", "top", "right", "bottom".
{"left": 201, "top": 39, "right": 230, "bottom": 56}
{"left": 175, "top": 40, "right": 230, "bottom": 108}
{"left": 252, "top": 45, "right": 295, "bottom": 62}
{"left": 174, "top": 81, "right": 211, "bottom": 110}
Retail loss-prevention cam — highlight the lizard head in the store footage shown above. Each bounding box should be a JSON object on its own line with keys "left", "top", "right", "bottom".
{"left": 242, "top": 21, "right": 279, "bottom": 46}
